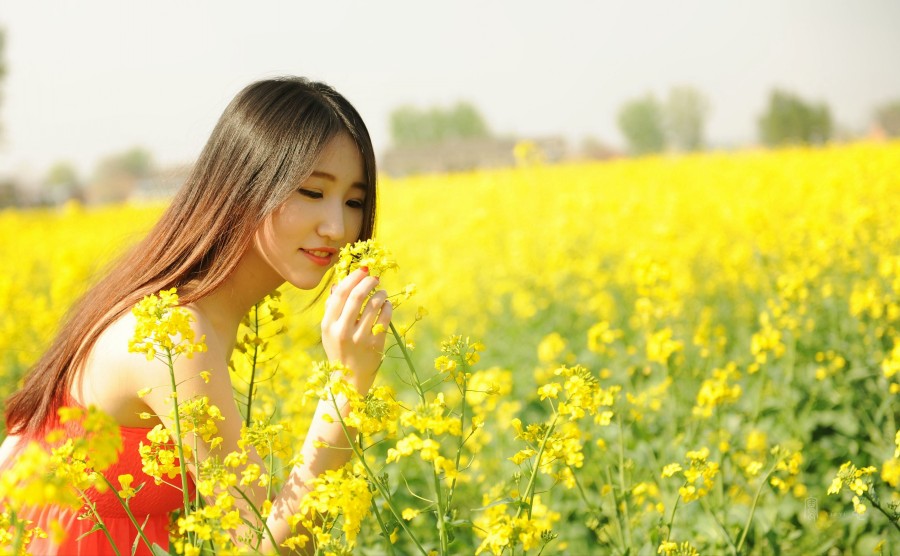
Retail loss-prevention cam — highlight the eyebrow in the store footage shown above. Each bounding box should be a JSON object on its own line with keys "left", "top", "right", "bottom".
{"left": 310, "top": 171, "right": 368, "bottom": 191}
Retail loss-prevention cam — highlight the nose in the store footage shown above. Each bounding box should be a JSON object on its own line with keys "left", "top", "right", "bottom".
{"left": 316, "top": 200, "right": 346, "bottom": 242}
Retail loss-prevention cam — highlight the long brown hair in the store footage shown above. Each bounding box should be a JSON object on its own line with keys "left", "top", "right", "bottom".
{"left": 6, "top": 77, "right": 378, "bottom": 436}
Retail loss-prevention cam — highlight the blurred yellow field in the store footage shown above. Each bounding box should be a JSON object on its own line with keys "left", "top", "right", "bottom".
{"left": 2, "top": 141, "right": 899, "bottom": 553}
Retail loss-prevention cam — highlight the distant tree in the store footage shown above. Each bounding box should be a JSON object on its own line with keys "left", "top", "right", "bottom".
{"left": 44, "top": 161, "right": 81, "bottom": 204}
{"left": 88, "top": 147, "right": 155, "bottom": 204}
{"left": 390, "top": 106, "right": 433, "bottom": 146}
{"left": 389, "top": 102, "right": 490, "bottom": 147}
{"left": 0, "top": 178, "right": 19, "bottom": 208}
{"left": 445, "top": 102, "right": 490, "bottom": 140}
{"left": 874, "top": 99, "right": 900, "bottom": 137}
{"left": 665, "top": 86, "right": 711, "bottom": 152}
{"left": 758, "top": 89, "right": 832, "bottom": 147}
{"left": 617, "top": 94, "right": 666, "bottom": 155}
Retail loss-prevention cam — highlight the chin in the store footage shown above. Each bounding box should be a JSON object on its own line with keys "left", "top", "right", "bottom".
{"left": 289, "top": 275, "right": 329, "bottom": 291}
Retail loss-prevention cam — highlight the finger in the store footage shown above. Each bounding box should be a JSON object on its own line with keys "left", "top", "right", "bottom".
{"left": 322, "top": 268, "right": 369, "bottom": 325}
{"left": 357, "top": 290, "right": 388, "bottom": 331}
{"left": 337, "top": 275, "right": 380, "bottom": 326}
{"left": 374, "top": 300, "right": 393, "bottom": 333}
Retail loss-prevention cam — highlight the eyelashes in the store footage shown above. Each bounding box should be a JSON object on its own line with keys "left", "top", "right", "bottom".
{"left": 297, "top": 189, "right": 365, "bottom": 209}
{"left": 297, "top": 188, "right": 323, "bottom": 199}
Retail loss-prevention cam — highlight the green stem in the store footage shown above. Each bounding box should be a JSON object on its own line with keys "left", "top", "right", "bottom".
{"left": 165, "top": 348, "right": 193, "bottom": 513}
{"left": 100, "top": 476, "right": 156, "bottom": 555}
{"left": 267, "top": 441, "right": 275, "bottom": 502}
{"left": 616, "top": 415, "right": 633, "bottom": 547}
{"left": 735, "top": 464, "right": 778, "bottom": 553}
{"left": 233, "top": 487, "right": 280, "bottom": 550}
{"left": 389, "top": 323, "right": 427, "bottom": 402}
{"left": 605, "top": 466, "right": 626, "bottom": 552}
{"left": 326, "top": 392, "right": 428, "bottom": 555}
{"left": 664, "top": 494, "right": 680, "bottom": 543}
{"left": 431, "top": 458, "right": 449, "bottom": 555}
{"left": 194, "top": 434, "right": 201, "bottom": 510}
{"left": 76, "top": 493, "right": 122, "bottom": 556}
{"left": 369, "top": 487, "right": 398, "bottom": 556}
{"left": 570, "top": 469, "right": 603, "bottom": 520}
{"left": 245, "top": 305, "right": 261, "bottom": 429}
{"left": 862, "top": 491, "right": 900, "bottom": 534}
{"left": 701, "top": 496, "right": 737, "bottom": 553}
{"left": 515, "top": 413, "right": 560, "bottom": 521}
{"left": 445, "top": 366, "right": 469, "bottom": 509}
{"left": 11, "top": 512, "right": 25, "bottom": 556}
{"left": 388, "top": 323, "right": 449, "bottom": 551}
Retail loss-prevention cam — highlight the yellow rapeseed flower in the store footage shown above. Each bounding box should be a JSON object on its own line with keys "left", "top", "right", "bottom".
{"left": 333, "top": 239, "right": 399, "bottom": 281}
{"left": 129, "top": 288, "right": 207, "bottom": 361}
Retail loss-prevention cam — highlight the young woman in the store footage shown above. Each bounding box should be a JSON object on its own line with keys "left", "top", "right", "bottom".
{"left": 0, "top": 77, "right": 392, "bottom": 554}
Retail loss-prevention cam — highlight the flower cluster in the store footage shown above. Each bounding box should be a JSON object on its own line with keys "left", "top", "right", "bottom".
{"left": 6, "top": 142, "right": 900, "bottom": 552}
{"left": 662, "top": 447, "right": 720, "bottom": 503}
{"left": 0, "top": 406, "right": 122, "bottom": 551}
{"left": 827, "top": 461, "right": 877, "bottom": 514}
{"left": 434, "top": 334, "right": 484, "bottom": 386}
{"left": 290, "top": 463, "right": 373, "bottom": 552}
{"left": 692, "top": 362, "right": 742, "bottom": 418}
{"left": 333, "top": 239, "right": 399, "bottom": 281}
{"left": 473, "top": 493, "right": 559, "bottom": 555}
{"left": 129, "top": 288, "right": 207, "bottom": 361}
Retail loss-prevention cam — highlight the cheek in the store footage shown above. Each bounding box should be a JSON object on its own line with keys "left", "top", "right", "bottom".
{"left": 252, "top": 220, "right": 277, "bottom": 259}
{"left": 347, "top": 209, "right": 365, "bottom": 241}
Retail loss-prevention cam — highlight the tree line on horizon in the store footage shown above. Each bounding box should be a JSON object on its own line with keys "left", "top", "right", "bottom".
{"left": 2, "top": 26, "right": 900, "bottom": 207}
{"left": 387, "top": 87, "right": 900, "bottom": 157}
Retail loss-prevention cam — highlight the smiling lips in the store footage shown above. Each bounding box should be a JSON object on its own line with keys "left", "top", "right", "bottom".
{"left": 300, "top": 247, "right": 336, "bottom": 266}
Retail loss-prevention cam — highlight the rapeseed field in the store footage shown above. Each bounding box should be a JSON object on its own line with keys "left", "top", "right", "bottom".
{"left": 1, "top": 141, "right": 898, "bottom": 554}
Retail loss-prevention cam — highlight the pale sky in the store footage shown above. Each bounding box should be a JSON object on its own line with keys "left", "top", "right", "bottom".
{"left": 1, "top": 1, "right": 899, "bottom": 181}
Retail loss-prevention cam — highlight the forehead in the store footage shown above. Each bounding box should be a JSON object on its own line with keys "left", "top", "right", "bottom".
{"left": 314, "top": 133, "right": 366, "bottom": 186}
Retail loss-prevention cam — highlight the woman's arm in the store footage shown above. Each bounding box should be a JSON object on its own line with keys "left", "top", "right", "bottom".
{"left": 139, "top": 268, "right": 391, "bottom": 554}
{"left": 263, "top": 268, "right": 392, "bottom": 552}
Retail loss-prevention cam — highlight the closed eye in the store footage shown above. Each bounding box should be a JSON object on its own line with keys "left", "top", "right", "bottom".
{"left": 346, "top": 198, "right": 365, "bottom": 209}
{"left": 297, "top": 188, "right": 323, "bottom": 199}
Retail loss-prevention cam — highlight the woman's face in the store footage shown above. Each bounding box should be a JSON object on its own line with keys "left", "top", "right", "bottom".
{"left": 253, "top": 132, "right": 367, "bottom": 290}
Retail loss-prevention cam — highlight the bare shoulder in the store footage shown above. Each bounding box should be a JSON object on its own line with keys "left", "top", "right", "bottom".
{"left": 77, "top": 306, "right": 231, "bottom": 425}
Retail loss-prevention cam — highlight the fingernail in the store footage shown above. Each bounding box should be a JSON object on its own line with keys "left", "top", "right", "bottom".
{"left": 330, "top": 285, "right": 336, "bottom": 294}
{"left": 360, "top": 266, "right": 369, "bottom": 274}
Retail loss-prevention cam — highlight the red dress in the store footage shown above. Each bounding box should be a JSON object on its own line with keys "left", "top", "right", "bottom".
{"left": 0, "top": 424, "right": 193, "bottom": 555}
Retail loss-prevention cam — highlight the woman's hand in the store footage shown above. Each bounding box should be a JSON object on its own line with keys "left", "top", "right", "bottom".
{"left": 321, "top": 268, "right": 392, "bottom": 393}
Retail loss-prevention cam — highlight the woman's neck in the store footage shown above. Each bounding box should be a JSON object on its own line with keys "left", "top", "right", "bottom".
{"left": 192, "top": 247, "right": 284, "bottom": 354}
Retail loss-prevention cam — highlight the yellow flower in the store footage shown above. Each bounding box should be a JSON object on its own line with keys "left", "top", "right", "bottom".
{"left": 333, "top": 239, "right": 399, "bottom": 281}
{"left": 537, "top": 332, "right": 566, "bottom": 363}
{"left": 661, "top": 463, "right": 683, "bottom": 478}
{"left": 510, "top": 449, "right": 536, "bottom": 465}
{"left": 345, "top": 385, "right": 400, "bottom": 437}
{"left": 117, "top": 474, "right": 136, "bottom": 499}
{"left": 882, "top": 458, "right": 900, "bottom": 487}
{"left": 646, "top": 327, "right": 683, "bottom": 364}
{"left": 828, "top": 461, "right": 876, "bottom": 496}
{"left": 129, "top": 288, "right": 207, "bottom": 360}
{"left": 295, "top": 464, "right": 372, "bottom": 548}
{"left": 537, "top": 383, "right": 561, "bottom": 400}
{"left": 693, "top": 362, "right": 742, "bottom": 418}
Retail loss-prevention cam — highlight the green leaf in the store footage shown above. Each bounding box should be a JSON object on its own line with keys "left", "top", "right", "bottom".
{"left": 471, "top": 497, "right": 516, "bottom": 512}
{"left": 151, "top": 543, "right": 174, "bottom": 556}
